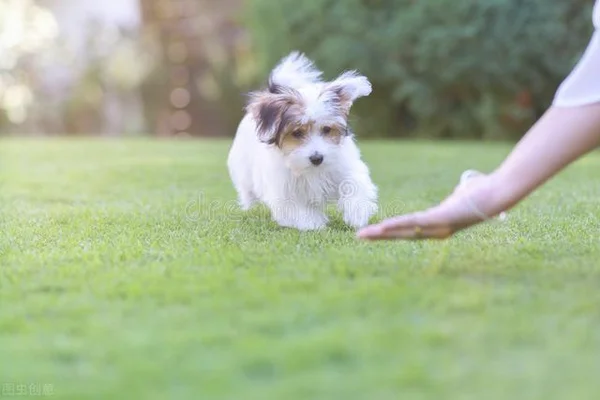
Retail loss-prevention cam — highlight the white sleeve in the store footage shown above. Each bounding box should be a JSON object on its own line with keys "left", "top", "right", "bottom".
{"left": 553, "top": 2, "right": 600, "bottom": 107}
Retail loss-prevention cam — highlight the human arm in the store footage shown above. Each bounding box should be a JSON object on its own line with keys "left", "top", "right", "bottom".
{"left": 356, "top": 102, "right": 600, "bottom": 241}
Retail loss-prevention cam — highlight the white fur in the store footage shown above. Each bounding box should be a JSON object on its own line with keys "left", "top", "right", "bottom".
{"left": 269, "top": 51, "right": 324, "bottom": 88}
{"left": 227, "top": 52, "right": 378, "bottom": 231}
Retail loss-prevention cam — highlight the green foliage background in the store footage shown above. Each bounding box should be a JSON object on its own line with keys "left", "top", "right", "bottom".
{"left": 244, "top": 0, "right": 595, "bottom": 140}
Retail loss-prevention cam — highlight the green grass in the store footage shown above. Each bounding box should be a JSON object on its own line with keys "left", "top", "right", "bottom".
{"left": 2, "top": 137, "right": 600, "bottom": 399}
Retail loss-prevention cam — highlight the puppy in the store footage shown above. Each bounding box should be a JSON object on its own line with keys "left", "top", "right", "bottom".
{"left": 227, "top": 51, "right": 378, "bottom": 231}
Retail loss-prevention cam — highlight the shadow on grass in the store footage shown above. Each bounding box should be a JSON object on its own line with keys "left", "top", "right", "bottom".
{"left": 232, "top": 204, "right": 359, "bottom": 234}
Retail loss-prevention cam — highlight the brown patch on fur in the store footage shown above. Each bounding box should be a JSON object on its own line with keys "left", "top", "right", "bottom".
{"left": 332, "top": 86, "right": 353, "bottom": 115}
{"left": 324, "top": 124, "right": 346, "bottom": 144}
{"left": 279, "top": 127, "right": 307, "bottom": 154}
{"left": 245, "top": 87, "right": 305, "bottom": 145}
{"left": 278, "top": 122, "right": 347, "bottom": 154}
{"left": 320, "top": 82, "right": 363, "bottom": 119}
{"left": 315, "top": 86, "right": 352, "bottom": 118}
{"left": 246, "top": 82, "right": 352, "bottom": 150}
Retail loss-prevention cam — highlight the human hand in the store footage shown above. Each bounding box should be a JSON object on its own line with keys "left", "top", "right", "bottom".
{"left": 356, "top": 170, "right": 506, "bottom": 240}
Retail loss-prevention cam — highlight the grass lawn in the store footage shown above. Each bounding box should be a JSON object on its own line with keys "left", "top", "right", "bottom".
{"left": 1, "top": 137, "right": 600, "bottom": 399}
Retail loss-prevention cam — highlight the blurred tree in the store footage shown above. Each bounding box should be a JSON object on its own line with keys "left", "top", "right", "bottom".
{"left": 245, "top": 0, "right": 595, "bottom": 140}
{"left": 139, "top": 0, "right": 257, "bottom": 137}
{"left": 0, "top": 0, "right": 60, "bottom": 132}
{"left": 0, "top": 0, "right": 158, "bottom": 136}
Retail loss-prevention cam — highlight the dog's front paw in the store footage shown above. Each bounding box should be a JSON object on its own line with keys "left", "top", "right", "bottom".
{"left": 276, "top": 211, "right": 329, "bottom": 231}
{"left": 271, "top": 203, "right": 328, "bottom": 231}
{"left": 340, "top": 199, "right": 378, "bottom": 229}
{"left": 280, "top": 216, "right": 328, "bottom": 231}
{"left": 237, "top": 191, "right": 257, "bottom": 211}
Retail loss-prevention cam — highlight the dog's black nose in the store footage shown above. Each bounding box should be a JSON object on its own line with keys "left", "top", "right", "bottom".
{"left": 309, "top": 153, "right": 324, "bottom": 166}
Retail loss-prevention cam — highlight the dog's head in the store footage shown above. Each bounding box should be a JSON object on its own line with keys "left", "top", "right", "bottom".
{"left": 245, "top": 52, "right": 371, "bottom": 173}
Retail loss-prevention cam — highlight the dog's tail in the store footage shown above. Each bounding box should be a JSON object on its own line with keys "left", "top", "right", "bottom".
{"left": 268, "top": 51, "right": 323, "bottom": 92}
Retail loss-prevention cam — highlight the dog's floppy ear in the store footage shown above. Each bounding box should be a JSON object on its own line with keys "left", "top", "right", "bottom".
{"left": 246, "top": 87, "right": 302, "bottom": 145}
{"left": 322, "top": 71, "right": 372, "bottom": 116}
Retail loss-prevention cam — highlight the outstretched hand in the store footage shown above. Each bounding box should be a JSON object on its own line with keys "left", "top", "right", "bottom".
{"left": 357, "top": 170, "right": 506, "bottom": 241}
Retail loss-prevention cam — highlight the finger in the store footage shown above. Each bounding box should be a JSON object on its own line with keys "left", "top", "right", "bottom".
{"left": 358, "top": 227, "right": 423, "bottom": 240}
{"left": 358, "top": 224, "right": 452, "bottom": 240}
{"left": 357, "top": 211, "right": 453, "bottom": 240}
{"left": 369, "top": 212, "right": 425, "bottom": 232}
{"left": 356, "top": 224, "right": 385, "bottom": 238}
{"left": 355, "top": 215, "right": 418, "bottom": 238}
{"left": 376, "top": 209, "right": 449, "bottom": 233}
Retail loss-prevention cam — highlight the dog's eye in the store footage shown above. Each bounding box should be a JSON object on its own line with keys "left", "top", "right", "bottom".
{"left": 321, "top": 126, "right": 332, "bottom": 134}
{"left": 292, "top": 129, "right": 304, "bottom": 138}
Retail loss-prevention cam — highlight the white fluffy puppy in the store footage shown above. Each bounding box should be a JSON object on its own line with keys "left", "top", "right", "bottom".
{"left": 227, "top": 51, "right": 378, "bottom": 231}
